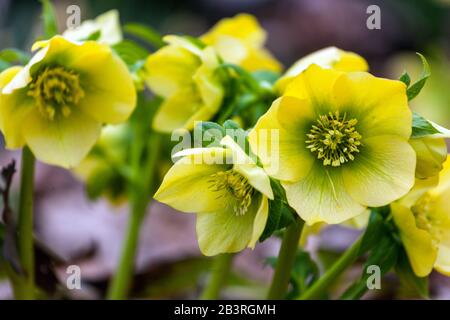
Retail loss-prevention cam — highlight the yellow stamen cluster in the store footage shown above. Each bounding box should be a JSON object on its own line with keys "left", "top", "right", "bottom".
{"left": 28, "top": 66, "right": 84, "bottom": 120}
{"left": 209, "top": 169, "right": 254, "bottom": 216}
{"left": 306, "top": 111, "right": 362, "bottom": 167}
{"left": 412, "top": 194, "right": 444, "bottom": 248}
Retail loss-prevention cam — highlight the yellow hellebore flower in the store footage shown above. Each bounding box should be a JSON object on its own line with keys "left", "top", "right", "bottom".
{"left": 249, "top": 64, "right": 416, "bottom": 225}
{"left": 392, "top": 157, "right": 450, "bottom": 277}
{"left": 144, "top": 35, "right": 224, "bottom": 133}
{"left": 276, "top": 47, "right": 369, "bottom": 93}
{"left": 0, "top": 36, "right": 136, "bottom": 168}
{"left": 62, "top": 10, "right": 122, "bottom": 45}
{"left": 200, "top": 13, "right": 282, "bottom": 73}
{"left": 154, "top": 136, "right": 274, "bottom": 256}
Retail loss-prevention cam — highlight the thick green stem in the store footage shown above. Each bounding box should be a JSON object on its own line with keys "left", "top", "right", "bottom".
{"left": 267, "top": 219, "right": 304, "bottom": 299}
{"left": 106, "top": 196, "right": 147, "bottom": 299}
{"left": 299, "top": 236, "right": 362, "bottom": 300}
{"left": 106, "top": 134, "right": 160, "bottom": 300}
{"left": 16, "top": 147, "right": 36, "bottom": 299}
{"left": 200, "top": 253, "right": 234, "bottom": 300}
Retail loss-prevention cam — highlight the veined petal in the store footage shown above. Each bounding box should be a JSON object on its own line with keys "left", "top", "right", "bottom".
{"left": 391, "top": 202, "right": 437, "bottom": 277}
{"left": 283, "top": 164, "right": 366, "bottom": 225}
{"left": 196, "top": 193, "right": 263, "bottom": 256}
{"left": 334, "top": 71, "right": 411, "bottom": 139}
{"left": 154, "top": 147, "right": 231, "bottom": 214}
{"left": 248, "top": 96, "right": 315, "bottom": 182}
{"left": 220, "top": 136, "right": 273, "bottom": 199}
{"left": 343, "top": 135, "right": 416, "bottom": 207}
{"left": 21, "top": 108, "right": 101, "bottom": 168}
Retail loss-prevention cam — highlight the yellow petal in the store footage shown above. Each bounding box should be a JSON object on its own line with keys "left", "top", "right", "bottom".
{"left": 154, "top": 147, "right": 231, "bottom": 214}
{"left": 391, "top": 202, "right": 437, "bottom": 277}
{"left": 152, "top": 86, "right": 202, "bottom": 133}
{"left": 201, "top": 14, "right": 282, "bottom": 72}
{"left": 145, "top": 44, "right": 199, "bottom": 97}
{"left": 248, "top": 96, "right": 315, "bottom": 182}
{"left": 201, "top": 14, "right": 266, "bottom": 48}
{"left": 334, "top": 71, "right": 411, "bottom": 139}
{"left": 399, "top": 176, "right": 439, "bottom": 208}
{"left": 192, "top": 47, "right": 223, "bottom": 112}
{"left": 276, "top": 47, "right": 368, "bottom": 93}
{"left": 411, "top": 137, "right": 447, "bottom": 179}
{"left": 343, "top": 135, "right": 416, "bottom": 207}
{"left": 67, "top": 42, "right": 136, "bottom": 124}
{"left": 62, "top": 10, "right": 123, "bottom": 45}
{"left": 249, "top": 196, "right": 269, "bottom": 248}
{"left": 241, "top": 46, "right": 282, "bottom": 72}
{"left": 435, "top": 243, "right": 450, "bottom": 276}
{"left": 220, "top": 136, "right": 273, "bottom": 199}
{"left": 196, "top": 193, "right": 263, "bottom": 256}
{"left": 29, "top": 36, "right": 136, "bottom": 124}
{"left": 0, "top": 66, "right": 32, "bottom": 148}
{"left": 283, "top": 164, "right": 366, "bottom": 225}
{"left": 284, "top": 64, "right": 343, "bottom": 113}
{"left": 21, "top": 108, "right": 101, "bottom": 168}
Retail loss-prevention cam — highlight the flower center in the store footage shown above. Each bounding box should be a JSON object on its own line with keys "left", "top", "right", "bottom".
{"left": 28, "top": 66, "right": 84, "bottom": 120}
{"left": 209, "top": 169, "right": 254, "bottom": 216}
{"left": 412, "top": 194, "right": 444, "bottom": 248}
{"left": 306, "top": 111, "right": 362, "bottom": 167}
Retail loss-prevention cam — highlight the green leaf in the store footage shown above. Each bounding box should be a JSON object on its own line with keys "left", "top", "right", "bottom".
{"left": 260, "top": 180, "right": 295, "bottom": 241}
{"left": 40, "top": 0, "right": 58, "bottom": 38}
{"left": 407, "top": 53, "right": 430, "bottom": 101}
{"left": 252, "top": 70, "right": 281, "bottom": 85}
{"left": 288, "top": 250, "right": 320, "bottom": 298}
{"left": 411, "top": 112, "right": 440, "bottom": 138}
{"left": 112, "top": 40, "right": 149, "bottom": 67}
{"left": 266, "top": 250, "right": 319, "bottom": 299}
{"left": 399, "top": 71, "right": 411, "bottom": 87}
{"left": 123, "top": 23, "right": 165, "bottom": 49}
{"left": 395, "top": 248, "right": 429, "bottom": 298}
{"left": 194, "top": 122, "right": 225, "bottom": 148}
{"left": 358, "top": 208, "right": 388, "bottom": 255}
{"left": 0, "top": 49, "right": 30, "bottom": 65}
{"left": 84, "top": 30, "right": 102, "bottom": 41}
{"left": 341, "top": 234, "right": 400, "bottom": 300}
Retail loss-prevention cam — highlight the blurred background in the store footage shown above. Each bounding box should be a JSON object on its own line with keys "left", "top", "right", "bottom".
{"left": 0, "top": 0, "right": 449, "bottom": 299}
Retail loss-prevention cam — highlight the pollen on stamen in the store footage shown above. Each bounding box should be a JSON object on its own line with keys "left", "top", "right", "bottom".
{"left": 306, "top": 111, "right": 362, "bottom": 167}
{"left": 27, "top": 66, "right": 84, "bottom": 120}
{"left": 208, "top": 170, "right": 254, "bottom": 216}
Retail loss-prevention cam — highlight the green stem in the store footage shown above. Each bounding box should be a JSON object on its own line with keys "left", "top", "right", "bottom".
{"left": 299, "top": 236, "right": 363, "bottom": 300}
{"left": 106, "top": 134, "right": 160, "bottom": 300}
{"left": 200, "top": 253, "right": 234, "bottom": 300}
{"left": 267, "top": 219, "right": 304, "bottom": 299}
{"left": 16, "top": 147, "right": 36, "bottom": 300}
